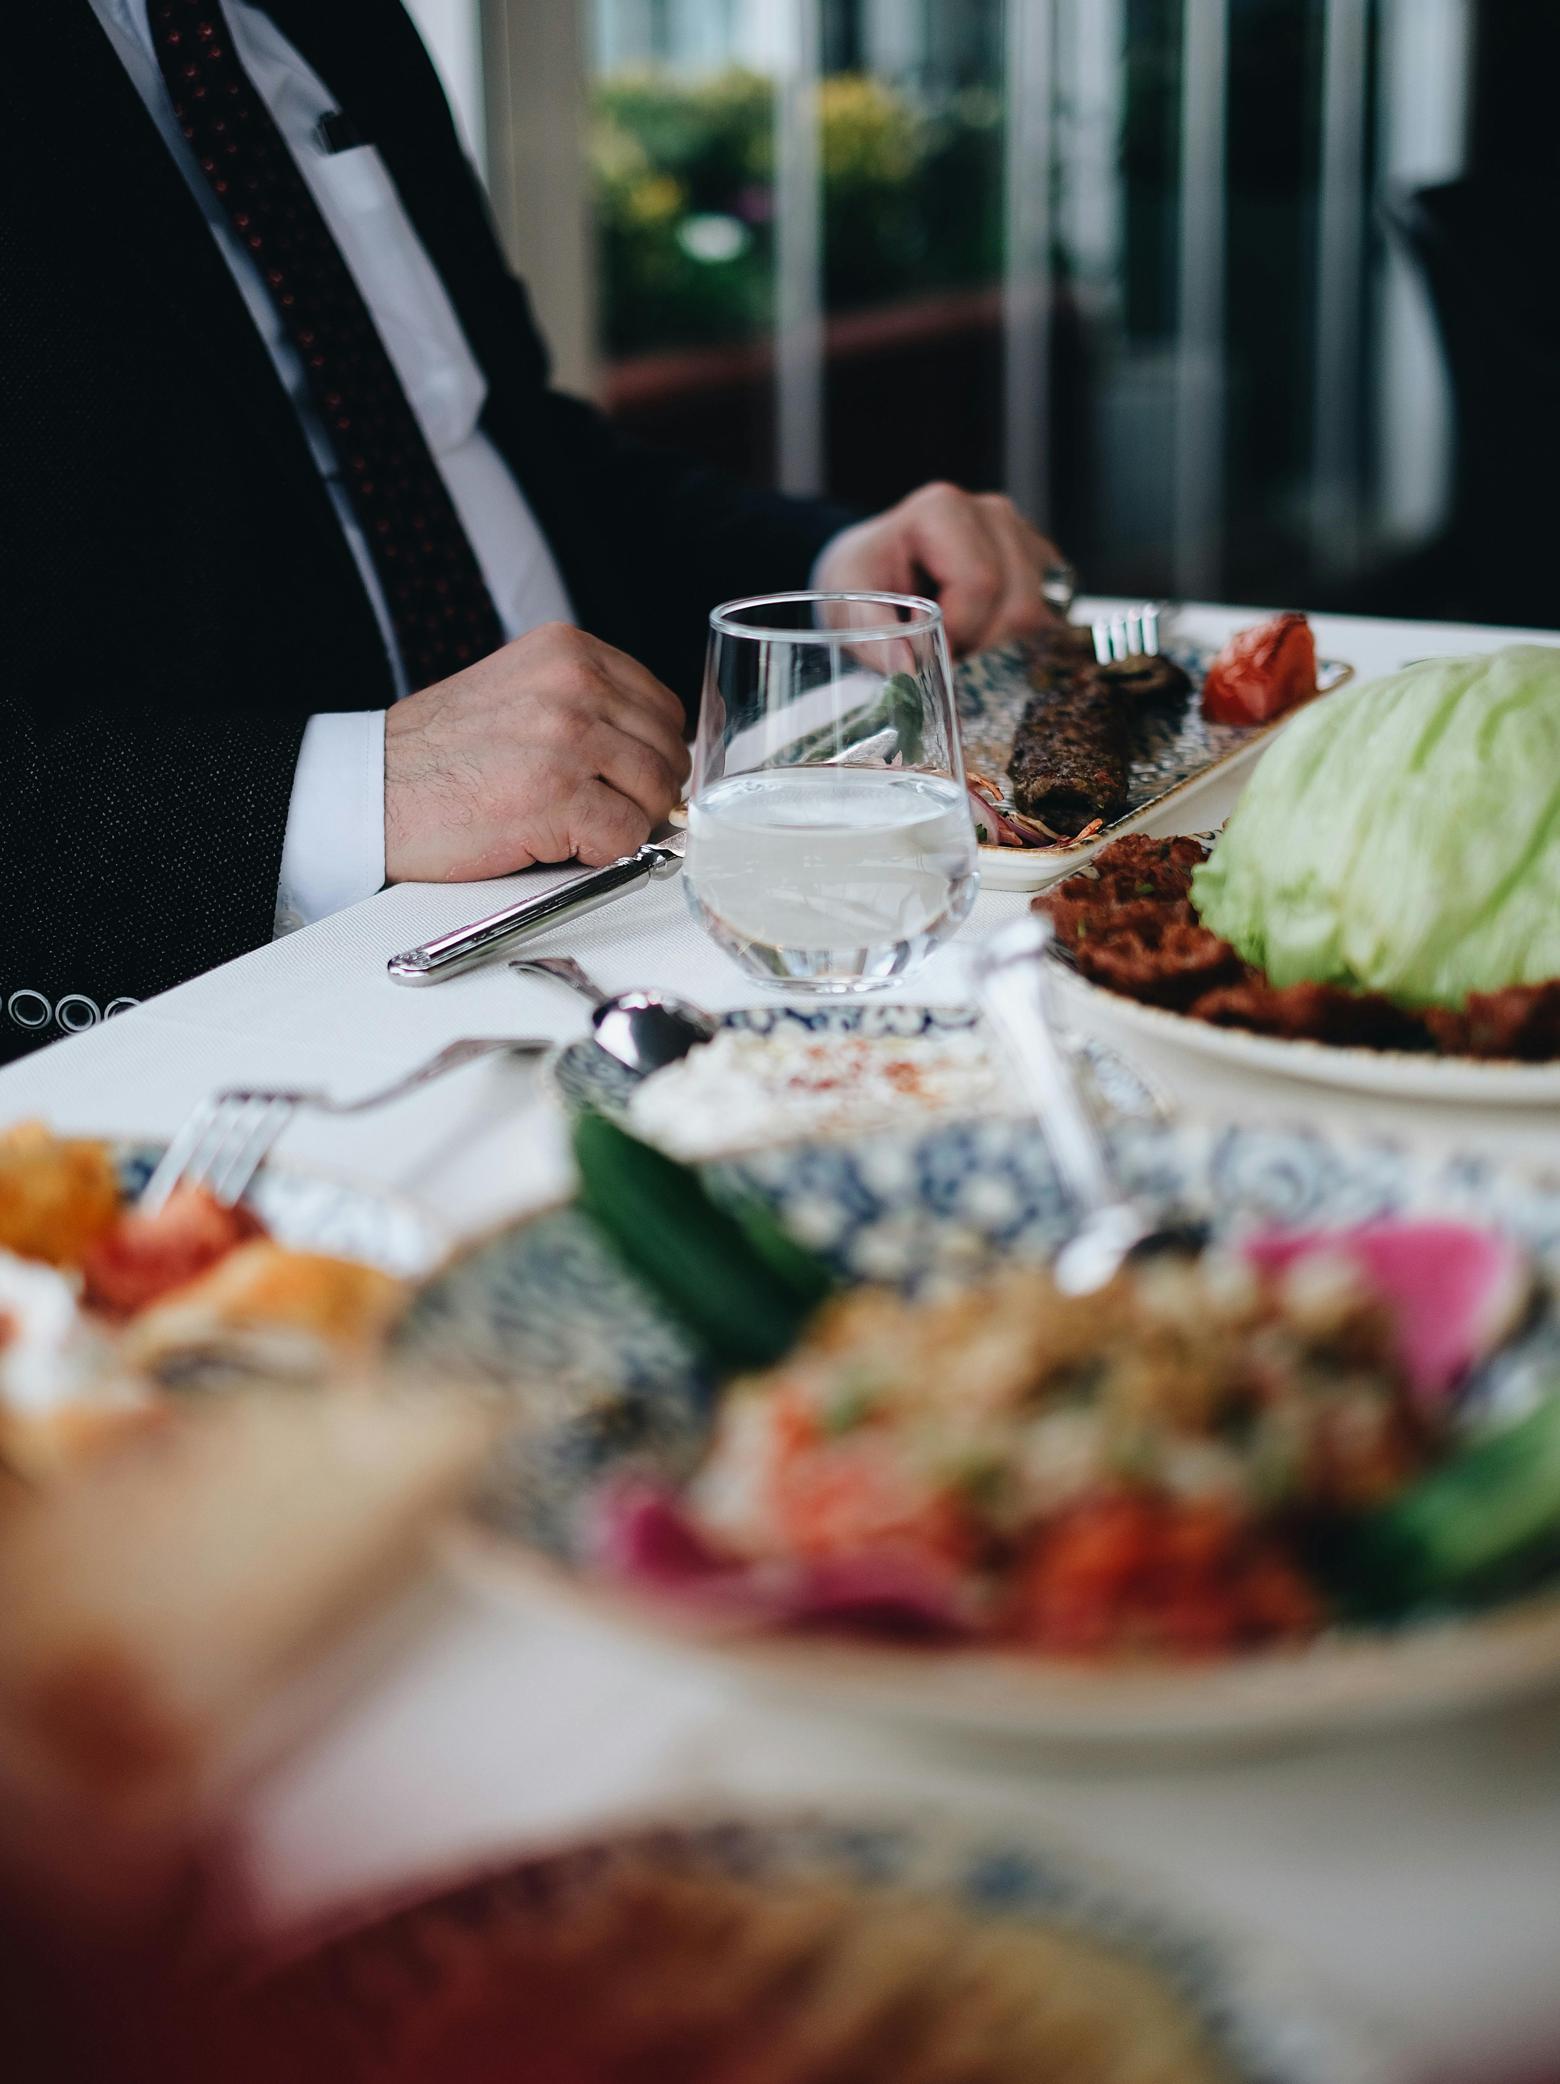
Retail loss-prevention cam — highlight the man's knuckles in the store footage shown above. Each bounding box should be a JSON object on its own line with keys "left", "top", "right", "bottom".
{"left": 569, "top": 792, "right": 650, "bottom": 866}
{"left": 946, "top": 564, "right": 1002, "bottom": 617}
{"left": 525, "top": 618, "right": 580, "bottom": 653}
{"left": 908, "top": 479, "right": 965, "bottom": 516}
{"left": 1001, "top": 595, "right": 1052, "bottom": 638}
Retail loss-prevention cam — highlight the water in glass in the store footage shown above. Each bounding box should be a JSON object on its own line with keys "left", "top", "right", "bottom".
{"left": 685, "top": 593, "right": 979, "bottom": 991}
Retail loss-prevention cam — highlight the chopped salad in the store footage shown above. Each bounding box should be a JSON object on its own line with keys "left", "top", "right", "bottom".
{"left": 578, "top": 1116, "right": 1560, "bottom": 1661}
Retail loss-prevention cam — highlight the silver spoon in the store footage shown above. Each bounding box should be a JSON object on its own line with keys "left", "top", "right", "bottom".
{"left": 972, "top": 914, "right": 1204, "bottom": 1294}
{"left": 509, "top": 956, "right": 717, "bottom": 1076}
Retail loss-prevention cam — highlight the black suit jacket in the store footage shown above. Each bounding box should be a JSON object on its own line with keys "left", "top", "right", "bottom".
{"left": 0, "top": 2, "right": 852, "bottom": 1059}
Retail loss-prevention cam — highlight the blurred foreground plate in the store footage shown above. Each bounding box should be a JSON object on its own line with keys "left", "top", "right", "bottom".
{"left": 229, "top": 1805, "right": 1397, "bottom": 2084}
{"left": 0, "top": 1150, "right": 453, "bottom": 1908}
{"left": 394, "top": 1114, "right": 1560, "bottom": 1754}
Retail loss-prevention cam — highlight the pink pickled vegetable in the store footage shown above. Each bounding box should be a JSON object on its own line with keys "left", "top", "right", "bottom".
{"left": 593, "top": 1482, "right": 731, "bottom": 1589}
{"left": 767, "top": 1552, "right": 976, "bottom": 1639}
{"left": 593, "top": 1482, "right": 975, "bottom": 1639}
{"left": 966, "top": 775, "right": 1059, "bottom": 848}
{"left": 1244, "top": 1221, "right": 1530, "bottom": 1408}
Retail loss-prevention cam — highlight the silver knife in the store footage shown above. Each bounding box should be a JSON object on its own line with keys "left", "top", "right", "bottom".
{"left": 387, "top": 831, "right": 687, "bottom": 985}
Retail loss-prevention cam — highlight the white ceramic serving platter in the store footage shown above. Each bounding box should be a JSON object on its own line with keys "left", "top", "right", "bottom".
{"left": 958, "top": 635, "right": 1353, "bottom": 892}
{"left": 668, "top": 627, "right": 1352, "bottom": 895}
{"left": 1054, "top": 968, "right": 1560, "bottom": 1110}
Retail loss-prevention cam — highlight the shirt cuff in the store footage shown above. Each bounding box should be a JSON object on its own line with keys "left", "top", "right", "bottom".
{"left": 275, "top": 711, "right": 388, "bottom": 935}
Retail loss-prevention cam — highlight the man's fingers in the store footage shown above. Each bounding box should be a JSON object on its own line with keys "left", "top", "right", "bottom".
{"left": 585, "top": 720, "right": 684, "bottom": 826}
{"left": 566, "top": 779, "right": 654, "bottom": 868}
{"left": 812, "top": 517, "right": 914, "bottom": 600}
{"left": 601, "top": 693, "right": 692, "bottom": 793}
{"left": 1003, "top": 507, "right": 1073, "bottom": 612}
{"left": 586, "top": 638, "right": 692, "bottom": 790}
{"left": 815, "top": 486, "right": 1072, "bottom": 662}
{"left": 905, "top": 486, "right": 1004, "bottom": 656}
{"left": 977, "top": 492, "right": 1063, "bottom": 578}
{"left": 976, "top": 494, "right": 1057, "bottom": 645}
{"left": 584, "top": 635, "right": 690, "bottom": 735}
{"left": 980, "top": 494, "right": 1064, "bottom": 570}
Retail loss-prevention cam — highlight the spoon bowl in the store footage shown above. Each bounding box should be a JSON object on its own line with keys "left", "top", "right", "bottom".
{"left": 510, "top": 958, "right": 717, "bottom": 1076}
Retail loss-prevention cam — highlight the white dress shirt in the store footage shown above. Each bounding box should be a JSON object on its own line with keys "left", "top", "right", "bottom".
{"left": 88, "top": 0, "right": 575, "bottom": 929}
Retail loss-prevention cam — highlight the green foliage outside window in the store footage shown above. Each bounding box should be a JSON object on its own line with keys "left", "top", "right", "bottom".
{"left": 592, "top": 69, "right": 1004, "bottom": 358}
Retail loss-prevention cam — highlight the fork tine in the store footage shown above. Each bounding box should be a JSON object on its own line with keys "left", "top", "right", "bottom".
{"left": 1088, "top": 605, "right": 1165, "bottom": 668}
{"left": 190, "top": 1094, "right": 264, "bottom": 1207}
{"left": 205, "top": 1094, "right": 295, "bottom": 1207}
{"left": 139, "top": 1097, "right": 221, "bottom": 1216}
{"left": 176, "top": 1095, "right": 254, "bottom": 1201}
{"left": 140, "top": 1034, "right": 542, "bottom": 1216}
{"left": 143, "top": 1092, "right": 286, "bottom": 1214}
{"left": 143, "top": 1100, "right": 253, "bottom": 1217}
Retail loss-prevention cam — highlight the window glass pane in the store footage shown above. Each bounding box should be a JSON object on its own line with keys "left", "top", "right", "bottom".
{"left": 590, "top": 3, "right": 779, "bottom": 485}
{"left": 580, "top": 1, "right": 1552, "bottom": 628}
{"left": 816, "top": 1, "right": 1007, "bottom": 508}
{"left": 587, "top": 2, "right": 1009, "bottom": 507}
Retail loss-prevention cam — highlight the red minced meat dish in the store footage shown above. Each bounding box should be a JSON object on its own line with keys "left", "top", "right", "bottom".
{"left": 1035, "top": 836, "right": 1560, "bottom": 1062}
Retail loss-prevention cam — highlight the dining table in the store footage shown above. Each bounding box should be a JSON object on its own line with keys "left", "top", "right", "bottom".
{"left": 3, "top": 600, "right": 1558, "bottom": 2083}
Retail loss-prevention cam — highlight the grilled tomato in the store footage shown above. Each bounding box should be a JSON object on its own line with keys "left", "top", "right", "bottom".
{"left": 1201, "top": 612, "right": 1317, "bottom": 726}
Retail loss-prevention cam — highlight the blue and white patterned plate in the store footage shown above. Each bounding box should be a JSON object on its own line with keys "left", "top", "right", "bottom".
{"left": 957, "top": 633, "right": 1352, "bottom": 891}
{"left": 240, "top": 1806, "right": 1394, "bottom": 2084}
{"left": 112, "top": 1143, "right": 444, "bottom": 1278}
{"left": 548, "top": 1000, "right": 1165, "bottom": 1151}
{"left": 403, "top": 1114, "right": 1560, "bottom": 1749}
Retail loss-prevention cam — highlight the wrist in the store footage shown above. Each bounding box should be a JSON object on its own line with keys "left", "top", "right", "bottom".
{"left": 382, "top": 699, "right": 422, "bottom": 885}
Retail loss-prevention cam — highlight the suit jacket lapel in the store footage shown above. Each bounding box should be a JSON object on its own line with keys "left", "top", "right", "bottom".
{"left": 4, "top": 5, "right": 395, "bottom": 708}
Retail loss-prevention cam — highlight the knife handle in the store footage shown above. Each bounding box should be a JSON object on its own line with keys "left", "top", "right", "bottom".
{"left": 387, "top": 845, "right": 675, "bottom": 984}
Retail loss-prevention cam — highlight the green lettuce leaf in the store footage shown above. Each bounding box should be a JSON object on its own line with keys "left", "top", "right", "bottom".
{"left": 1192, "top": 645, "right": 1560, "bottom": 1007}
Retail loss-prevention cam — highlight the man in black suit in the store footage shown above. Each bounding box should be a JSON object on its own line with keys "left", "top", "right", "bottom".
{"left": 2, "top": 2, "right": 1062, "bottom": 1060}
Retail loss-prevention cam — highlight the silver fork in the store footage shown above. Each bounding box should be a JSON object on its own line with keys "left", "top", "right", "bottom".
{"left": 1091, "top": 602, "right": 1167, "bottom": 665}
{"left": 140, "top": 1037, "right": 548, "bottom": 1214}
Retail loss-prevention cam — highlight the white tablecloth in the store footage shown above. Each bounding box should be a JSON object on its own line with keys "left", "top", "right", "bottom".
{"left": 5, "top": 604, "right": 1559, "bottom": 2079}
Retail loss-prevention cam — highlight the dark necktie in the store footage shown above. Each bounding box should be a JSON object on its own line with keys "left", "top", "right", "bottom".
{"left": 147, "top": 0, "right": 505, "bottom": 690}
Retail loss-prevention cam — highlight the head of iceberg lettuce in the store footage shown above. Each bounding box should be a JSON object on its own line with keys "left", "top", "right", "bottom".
{"left": 1191, "top": 645, "right": 1560, "bottom": 1009}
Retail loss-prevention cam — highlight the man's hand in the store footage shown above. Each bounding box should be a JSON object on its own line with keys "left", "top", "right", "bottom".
{"left": 384, "top": 622, "right": 690, "bottom": 883}
{"left": 814, "top": 483, "right": 1068, "bottom": 657}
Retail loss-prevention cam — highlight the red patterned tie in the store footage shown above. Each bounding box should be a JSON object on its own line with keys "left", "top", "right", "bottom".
{"left": 147, "top": 0, "right": 505, "bottom": 690}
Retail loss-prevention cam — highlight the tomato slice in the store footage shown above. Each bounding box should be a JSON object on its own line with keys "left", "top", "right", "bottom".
{"left": 1011, "top": 1492, "right": 1323, "bottom": 1654}
{"left": 82, "top": 1186, "right": 264, "bottom": 1318}
{"left": 1200, "top": 612, "right": 1317, "bottom": 726}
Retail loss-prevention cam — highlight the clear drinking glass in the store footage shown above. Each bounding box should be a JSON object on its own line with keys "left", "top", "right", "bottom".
{"left": 684, "top": 592, "right": 980, "bottom": 992}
